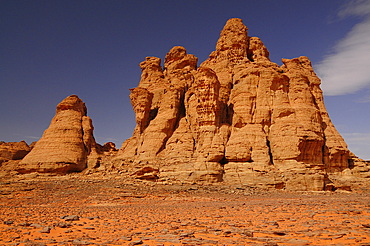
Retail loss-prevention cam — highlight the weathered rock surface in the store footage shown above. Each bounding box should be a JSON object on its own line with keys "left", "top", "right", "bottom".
{"left": 17, "top": 95, "right": 99, "bottom": 174}
{"left": 113, "top": 18, "right": 354, "bottom": 190}
{"left": 0, "top": 141, "right": 31, "bottom": 164}
{"left": 4, "top": 18, "right": 369, "bottom": 191}
{"left": 0, "top": 141, "right": 31, "bottom": 173}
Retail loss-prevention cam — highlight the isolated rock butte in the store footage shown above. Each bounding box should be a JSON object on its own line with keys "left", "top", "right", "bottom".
{"left": 114, "top": 18, "right": 352, "bottom": 189}
{"left": 17, "top": 95, "right": 99, "bottom": 173}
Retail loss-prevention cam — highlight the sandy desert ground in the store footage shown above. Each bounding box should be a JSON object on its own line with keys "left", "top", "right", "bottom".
{"left": 1, "top": 173, "right": 370, "bottom": 246}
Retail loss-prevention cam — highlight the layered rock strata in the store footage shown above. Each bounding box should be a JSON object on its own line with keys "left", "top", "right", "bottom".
{"left": 17, "top": 95, "right": 99, "bottom": 174}
{"left": 6, "top": 18, "right": 358, "bottom": 191}
{"left": 0, "top": 141, "right": 31, "bottom": 165}
{"left": 114, "top": 18, "right": 351, "bottom": 189}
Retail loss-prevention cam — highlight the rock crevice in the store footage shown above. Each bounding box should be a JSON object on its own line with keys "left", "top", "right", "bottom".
{"left": 114, "top": 18, "right": 351, "bottom": 189}
{"left": 8, "top": 18, "right": 364, "bottom": 191}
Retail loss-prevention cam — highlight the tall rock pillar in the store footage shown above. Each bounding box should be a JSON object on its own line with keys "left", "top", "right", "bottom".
{"left": 18, "top": 95, "right": 97, "bottom": 174}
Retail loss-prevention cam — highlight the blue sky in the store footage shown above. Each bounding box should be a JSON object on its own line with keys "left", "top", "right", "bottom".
{"left": 1, "top": 0, "right": 370, "bottom": 159}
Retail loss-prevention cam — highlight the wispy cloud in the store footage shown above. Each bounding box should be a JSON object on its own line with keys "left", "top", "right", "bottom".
{"left": 342, "top": 132, "right": 370, "bottom": 160}
{"left": 316, "top": 0, "right": 370, "bottom": 96}
{"left": 25, "top": 135, "right": 40, "bottom": 140}
{"left": 355, "top": 93, "right": 370, "bottom": 103}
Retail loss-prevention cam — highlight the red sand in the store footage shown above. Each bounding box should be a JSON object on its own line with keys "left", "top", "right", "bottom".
{"left": 1, "top": 174, "right": 370, "bottom": 245}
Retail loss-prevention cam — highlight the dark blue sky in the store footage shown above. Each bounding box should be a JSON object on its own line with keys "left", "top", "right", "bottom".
{"left": 2, "top": 0, "right": 370, "bottom": 158}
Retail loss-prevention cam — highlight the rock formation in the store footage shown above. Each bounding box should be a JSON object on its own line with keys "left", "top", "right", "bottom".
{"left": 17, "top": 95, "right": 99, "bottom": 174}
{"left": 5, "top": 18, "right": 368, "bottom": 191}
{"left": 114, "top": 18, "right": 352, "bottom": 190}
{"left": 0, "top": 141, "right": 31, "bottom": 165}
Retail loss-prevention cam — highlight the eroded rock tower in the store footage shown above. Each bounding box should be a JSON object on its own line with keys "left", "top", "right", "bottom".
{"left": 113, "top": 18, "right": 351, "bottom": 190}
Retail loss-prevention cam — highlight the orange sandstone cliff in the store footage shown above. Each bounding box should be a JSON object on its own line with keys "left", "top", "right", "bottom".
{"left": 109, "top": 18, "right": 352, "bottom": 190}
{"left": 8, "top": 18, "right": 370, "bottom": 191}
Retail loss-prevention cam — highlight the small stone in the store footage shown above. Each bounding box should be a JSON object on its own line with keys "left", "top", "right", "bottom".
{"left": 179, "top": 232, "right": 193, "bottom": 238}
{"left": 223, "top": 230, "right": 232, "bottom": 236}
{"left": 264, "top": 243, "right": 279, "bottom": 246}
{"left": 87, "top": 216, "right": 99, "bottom": 220}
{"left": 362, "top": 224, "right": 370, "bottom": 228}
{"left": 26, "top": 242, "right": 46, "bottom": 246}
{"left": 30, "top": 223, "right": 43, "bottom": 228}
{"left": 72, "top": 239, "right": 91, "bottom": 245}
{"left": 129, "top": 240, "right": 143, "bottom": 245}
{"left": 202, "top": 240, "right": 219, "bottom": 244}
{"left": 18, "top": 222, "right": 32, "bottom": 227}
{"left": 241, "top": 230, "right": 254, "bottom": 237}
{"left": 273, "top": 231, "right": 286, "bottom": 236}
{"left": 121, "top": 236, "right": 132, "bottom": 241}
{"left": 40, "top": 226, "right": 52, "bottom": 233}
{"left": 63, "top": 215, "right": 80, "bottom": 221}
{"left": 83, "top": 227, "right": 95, "bottom": 230}
{"left": 55, "top": 222, "right": 71, "bottom": 228}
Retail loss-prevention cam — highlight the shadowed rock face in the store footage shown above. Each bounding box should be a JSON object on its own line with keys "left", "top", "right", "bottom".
{"left": 7, "top": 18, "right": 356, "bottom": 191}
{"left": 17, "top": 95, "right": 97, "bottom": 174}
{"left": 0, "top": 141, "right": 31, "bottom": 163}
{"left": 114, "top": 18, "right": 351, "bottom": 189}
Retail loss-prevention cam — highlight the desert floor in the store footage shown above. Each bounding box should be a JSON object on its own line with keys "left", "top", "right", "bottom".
{"left": 1, "top": 173, "right": 370, "bottom": 246}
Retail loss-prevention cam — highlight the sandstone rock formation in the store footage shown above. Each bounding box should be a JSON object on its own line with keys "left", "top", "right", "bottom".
{"left": 0, "top": 141, "right": 31, "bottom": 165}
{"left": 17, "top": 95, "right": 99, "bottom": 174}
{"left": 114, "top": 18, "right": 352, "bottom": 190}
{"left": 5, "top": 18, "right": 366, "bottom": 191}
